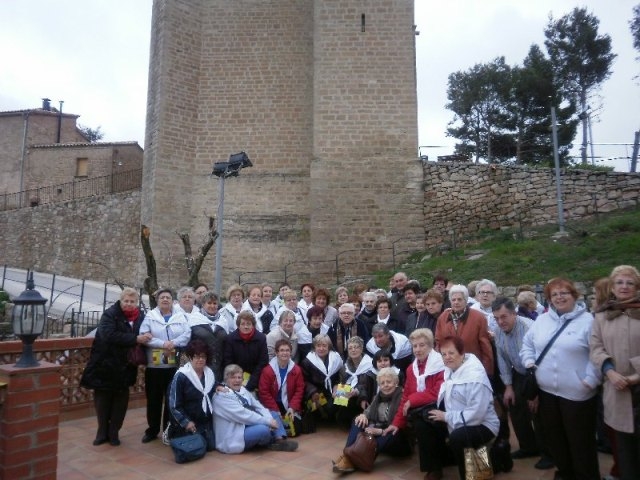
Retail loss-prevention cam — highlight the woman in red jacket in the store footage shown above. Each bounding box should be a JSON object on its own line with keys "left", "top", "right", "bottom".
{"left": 386, "top": 328, "right": 448, "bottom": 480}
{"left": 259, "top": 339, "right": 305, "bottom": 436}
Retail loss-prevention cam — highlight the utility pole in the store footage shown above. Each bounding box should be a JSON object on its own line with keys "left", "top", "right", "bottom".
{"left": 631, "top": 131, "right": 639, "bottom": 173}
{"left": 551, "top": 106, "right": 565, "bottom": 234}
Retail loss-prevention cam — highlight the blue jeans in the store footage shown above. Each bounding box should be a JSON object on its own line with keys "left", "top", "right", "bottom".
{"left": 243, "top": 411, "right": 287, "bottom": 451}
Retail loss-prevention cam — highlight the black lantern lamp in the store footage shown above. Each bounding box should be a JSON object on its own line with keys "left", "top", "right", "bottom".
{"left": 11, "top": 272, "right": 48, "bottom": 368}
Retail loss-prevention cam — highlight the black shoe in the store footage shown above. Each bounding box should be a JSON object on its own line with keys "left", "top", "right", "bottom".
{"left": 92, "top": 437, "right": 108, "bottom": 446}
{"left": 268, "top": 439, "right": 298, "bottom": 451}
{"left": 511, "top": 449, "right": 539, "bottom": 459}
{"left": 534, "top": 457, "right": 555, "bottom": 470}
{"left": 110, "top": 438, "right": 121, "bottom": 446}
{"left": 141, "top": 433, "right": 157, "bottom": 443}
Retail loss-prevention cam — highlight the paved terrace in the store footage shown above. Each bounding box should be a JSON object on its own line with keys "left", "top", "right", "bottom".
{"left": 58, "top": 407, "right": 613, "bottom": 480}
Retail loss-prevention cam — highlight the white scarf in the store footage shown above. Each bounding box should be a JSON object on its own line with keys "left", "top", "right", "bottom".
{"left": 241, "top": 300, "right": 266, "bottom": 332}
{"left": 377, "top": 314, "right": 390, "bottom": 324}
{"left": 177, "top": 362, "right": 215, "bottom": 415}
{"left": 344, "top": 355, "right": 374, "bottom": 388}
{"left": 268, "top": 357, "right": 295, "bottom": 410}
{"left": 412, "top": 349, "right": 445, "bottom": 392}
{"left": 305, "top": 351, "right": 343, "bottom": 391}
{"left": 437, "top": 353, "right": 493, "bottom": 406}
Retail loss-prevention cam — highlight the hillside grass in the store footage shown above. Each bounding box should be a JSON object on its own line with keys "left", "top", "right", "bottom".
{"left": 374, "top": 207, "right": 640, "bottom": 288}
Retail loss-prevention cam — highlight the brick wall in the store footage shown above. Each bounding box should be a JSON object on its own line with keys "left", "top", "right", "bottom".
{"left": 141, "top": 0, "right": 423, "bottom": 287}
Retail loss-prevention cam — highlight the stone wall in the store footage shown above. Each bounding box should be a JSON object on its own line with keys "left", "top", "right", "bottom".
{"left": 423, "top": 162, "right": 640, "bottom": 246}
{"left": 0, "top": 191, "right": 142, "bottom": 286}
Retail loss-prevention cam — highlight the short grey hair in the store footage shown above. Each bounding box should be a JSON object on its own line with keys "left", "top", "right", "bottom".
{"left": 176, "top": 286, "right": 195, "bottom": 301}
{"left": 448, "top": 284, "right": 469, "bottom": 302}
{"left": 312, "top": 333, "right": 333, "bottom": 350}
{"left": 120, "top": 287, "right": 139, "bottom": 302}
{"left": 223, "top": 364, "right": 243, "bottom": 381}
{"left": 278, "top": 309, "right": 296, "bottom": 325}
{"left": 371, "top": 322, "right": 390, "bottom": 336}
{"left": 361, "top": 292, "right": 377, "bottom": 302}
{"left": 338, "top": 302, "right": 355, "bottom": 313}
{"left": 347, "top": 336, "right": 364, "bottom": 349}
{"left": 376, "top": 367, "right": 399, "bottom": 385}
{"left": 476, "top": 279, "right": 498, "bottom": 295}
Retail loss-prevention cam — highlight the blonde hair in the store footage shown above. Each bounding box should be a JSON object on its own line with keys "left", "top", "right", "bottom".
{"left": 120, "top": 287, "right": 139, "bottom": 302}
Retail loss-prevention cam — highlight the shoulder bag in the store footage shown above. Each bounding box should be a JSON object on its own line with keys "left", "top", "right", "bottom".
{"left": 461, "top": 413, "right": 493, "bottom": 480}
{"left": 127, "top": 344, "right": 147, "bottom": 366}
{"left": 170, "top": 431, "right": 207, "bottom": 464}
{"left": 520, "top": 319, "right": 572, "bottom": 401}
{"left": 343, "top": 431, "right": 378, "bottom": 472}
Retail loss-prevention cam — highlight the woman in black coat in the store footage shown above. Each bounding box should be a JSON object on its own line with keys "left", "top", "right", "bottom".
{"left": 81, "top": 288, "right": 151, "bottom": 446}
{"left": 222, "top": 311, "right": 268, "bottom": 393}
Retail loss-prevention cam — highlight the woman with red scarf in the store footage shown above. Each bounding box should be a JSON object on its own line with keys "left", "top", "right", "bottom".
{"left": 81, "top": 288, "right": 151, "bottom": 446}
{"left": 223, "top": 311, "right": 269, "bottom": 393}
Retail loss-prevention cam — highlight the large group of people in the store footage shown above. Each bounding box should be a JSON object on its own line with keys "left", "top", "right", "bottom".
{"left": 80, "top": 268, "right": 640, "bottom": 480}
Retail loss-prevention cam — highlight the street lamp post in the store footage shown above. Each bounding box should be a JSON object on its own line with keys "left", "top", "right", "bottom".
{"left": 11, "top": 271, "right": 48, "bottom": 368}
{"left": 212, "top": 152, "right": 252, "bottom": 296}
{"left": 550, "top": 106, "right": 566, "bottom": 235}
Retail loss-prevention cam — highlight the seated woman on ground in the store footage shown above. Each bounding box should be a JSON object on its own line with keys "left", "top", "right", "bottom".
{"left": 334, "top": 336, "right": 375, "bottom": 428}
{"left": 167, "top": 339, "right": 216, "bottom": 452}
{"left": 259, "top": 339, "right": 305, "bottom": 437}
{"left": 301, "top": 333, "right": 344, "bottom": 428}
{"left": 212, "top": 364, "right": 298, "bottom": 453}
{"left": 332, "top": 367, "right": 412, "bottom": 473}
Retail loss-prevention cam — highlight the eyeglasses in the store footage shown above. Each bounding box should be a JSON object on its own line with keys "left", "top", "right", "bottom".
{"left": 551, "top": 291, "right": 572, "bottom": 298}
{"left": 339, "top": 311, "right": 354, "bottom": 316}
{"left": 478, "top": 291, "right": 494, "bottom": 295}
{"left": 614, "top": 280, "right": 636, "bottom": 287}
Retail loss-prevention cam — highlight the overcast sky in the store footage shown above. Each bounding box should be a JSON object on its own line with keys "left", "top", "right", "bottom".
{"left": 1, "top": 1, "right": 638, "bottom": 171}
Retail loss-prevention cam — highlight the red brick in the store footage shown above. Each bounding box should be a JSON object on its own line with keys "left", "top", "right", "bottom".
{"left": 0, "top": 433, "right": 33, "bottom": 454}
{"left": 36, "top": 428, "right": 59, "bottom": 445}
{"left": 2, "top": 403, "right": 34, "bottom": 419}
{"left": 33, "top": 455, "right": 58, "bottom": 478}
{"left": 36, "top": 372, "right": 61, "bottom": 388}
{"left": 36, "top": 400, "right": 60, "bottom": 417}
{"left": 0, "top": 463, "right": 31, "bottom": 479}
{"left": 9, "top": 387, "right": 59, "bottom": 407}
{"left": 4, "top": 444, "right": 56, "bottom": 466}
{"left": 1, "top": 415, "right": 58, "bottom": 437}
{"left": 6, "top": 375, "right": 34, "bottom": 392}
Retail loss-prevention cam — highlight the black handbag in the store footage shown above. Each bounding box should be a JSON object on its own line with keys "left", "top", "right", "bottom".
{"left": 170, "top": 432, "right": 207, "bottom": 464}
{"left": 520, "top": 319, "right": 573, "bottom": 401}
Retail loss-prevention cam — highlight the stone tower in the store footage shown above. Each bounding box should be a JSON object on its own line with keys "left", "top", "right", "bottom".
{"left": 142, "top": 0, "right": 423, "bottom": 289}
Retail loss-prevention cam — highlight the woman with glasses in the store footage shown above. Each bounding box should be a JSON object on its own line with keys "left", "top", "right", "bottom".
{"left": 521, "top": 277, "right": 601, "bottom": 480}
{"left": 591, "top": 265, "right": 640, "bottom": 480}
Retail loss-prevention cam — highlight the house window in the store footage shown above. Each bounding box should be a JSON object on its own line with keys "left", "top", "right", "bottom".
{"left": 76, "top": 158, "right": 88, "bottom": 177}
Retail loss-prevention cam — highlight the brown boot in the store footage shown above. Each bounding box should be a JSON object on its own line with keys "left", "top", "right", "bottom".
{"left": 332, "top": 454, "right": 356, "bottom": 473}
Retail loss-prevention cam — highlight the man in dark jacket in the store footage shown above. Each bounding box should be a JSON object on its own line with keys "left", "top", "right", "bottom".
{"left": 328, "top": 303, "right": 370, "bottom": 359}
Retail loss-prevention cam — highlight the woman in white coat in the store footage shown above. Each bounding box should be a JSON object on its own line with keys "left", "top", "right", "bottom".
{"left": 212, "top": 364, "right": 298, "bottom": 454}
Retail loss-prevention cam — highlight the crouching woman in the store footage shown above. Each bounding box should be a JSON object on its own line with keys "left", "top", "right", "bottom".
{"left": 332, "top": 367, "right": 411, "bottom": 473}
{"left": 212, "top": 364, "right": 298, "bottom": 454}
{"left": 168, "top": 339, "right": 216, "bottom": 451}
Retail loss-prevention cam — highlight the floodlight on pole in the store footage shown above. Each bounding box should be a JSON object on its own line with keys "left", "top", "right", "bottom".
{"left": 212, "top": 152, "right": 252, "bottom": 296}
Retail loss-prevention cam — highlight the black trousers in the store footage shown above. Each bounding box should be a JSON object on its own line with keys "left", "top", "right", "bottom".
{"left": 144, "top": 367, "right": 176, "bottom": 436}
{"left": 94, "top": 388, "right": 129, "bottom": 441}
{"left": 615, "top": 428, "right": 640, "bottom": 480}
{"left": 413, "top": 416, "right": 451, "bottom": 472}
{"left": 448, "top": 424, "right": 495, "bottom": 480}
{"left": 538, "top": 390, "right": 599, "bottom": 480}
{"left": 510, "top": 370, "right": 544, "bottom": 453}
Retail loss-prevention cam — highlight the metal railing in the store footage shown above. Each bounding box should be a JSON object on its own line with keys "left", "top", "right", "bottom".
{"left": 0, "top": 168, "right": 142, "bottom": 211}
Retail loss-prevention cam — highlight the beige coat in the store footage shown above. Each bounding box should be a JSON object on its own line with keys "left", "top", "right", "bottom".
{"left": 590, "top": 309, "right": 640, "bottom": 433}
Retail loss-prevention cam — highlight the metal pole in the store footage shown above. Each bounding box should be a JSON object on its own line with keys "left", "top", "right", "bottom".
{"left": 630, "top": 131, "right": 639, "bottom": 173}
{"left": 214, "top": 176, "right": 226, "bottom": 296}
{"left": 551, "top": 106, "right": 565, "bottom": 234}
{"left": 587, "top": 111, "right": 595, "bottom": 166}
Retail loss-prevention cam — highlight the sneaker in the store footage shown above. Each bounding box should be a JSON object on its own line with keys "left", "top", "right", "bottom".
{"left": 268, "top": 439, "right": 298, "bottom": 452}
{"left": 332, "top": 454, "right": 355, "bottom": 473}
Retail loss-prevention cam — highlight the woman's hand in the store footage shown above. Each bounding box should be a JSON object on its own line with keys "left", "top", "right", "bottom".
{"left": 428, "top": 410, "right": 445, "bottom": 422}
{"left": 163, "top": 340, "right": 175, "bottom": 351}
{"left": 185, "top": 421, "right": 196, "bottom": 433}
{"left": 364, "top": 426, "right": 383, "bottom": 436}
{"left": 136, "top": 333, "right": 151, "bottom": 344}
{"left": 402, "top": 400, "right": 411, "bottom": 416}
{"left": 606, "top": 370, "right": 630, "bottom": 390}
{"left": 268, "top": 418, "right": 278, "bottom": 430}
{"left": 311, "top": 392, "right": 320, "bottom": 408}
{"left": 354, "top": 413, "right": 368, "bottom": 428}
{"left": 286, "top": 408, "right": 296, "bottom": 418}
{"left": 383, "top": 425, "right": 398, "bottom": 436}
{"left": 626, "top": 373, "right": 640, "bottom": 385}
